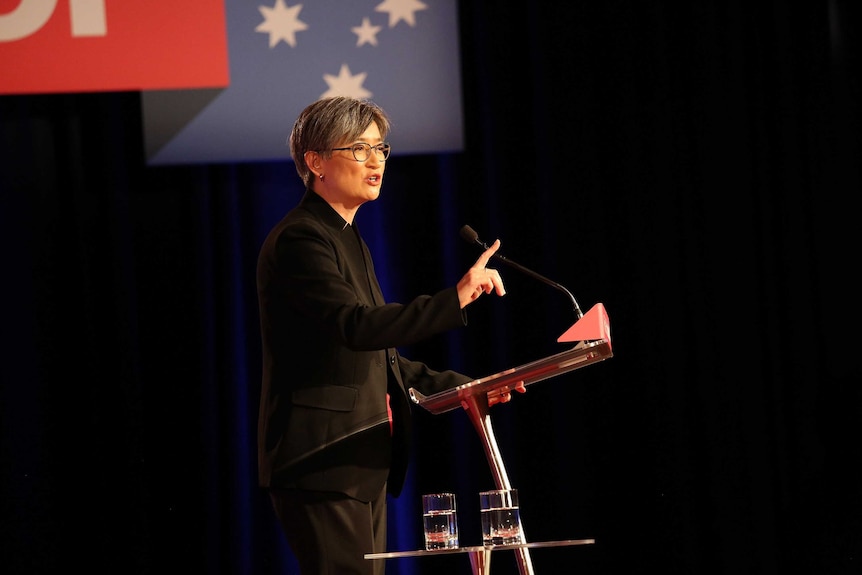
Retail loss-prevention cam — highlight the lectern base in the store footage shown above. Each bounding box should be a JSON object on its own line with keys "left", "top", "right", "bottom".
{"left": 365, "top": 539, "right": 595, "bottom": 575}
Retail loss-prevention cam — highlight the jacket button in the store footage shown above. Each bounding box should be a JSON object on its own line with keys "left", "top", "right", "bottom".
{"left": 389, "top": 355, "right": 396, "bottom": 365}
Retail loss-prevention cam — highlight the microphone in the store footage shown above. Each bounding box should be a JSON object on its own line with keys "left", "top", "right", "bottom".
{"left": 460, "top": 225, "right": 584, "bottom": 319}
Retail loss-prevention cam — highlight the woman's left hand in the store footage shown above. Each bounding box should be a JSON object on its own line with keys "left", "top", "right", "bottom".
{"left": 487, "top": 381, "right": 527, "bottom": 407}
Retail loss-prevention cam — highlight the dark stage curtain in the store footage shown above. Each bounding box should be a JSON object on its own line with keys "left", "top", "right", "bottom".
{"left": 2, "top": 3, "right": 859, "bottom": 574}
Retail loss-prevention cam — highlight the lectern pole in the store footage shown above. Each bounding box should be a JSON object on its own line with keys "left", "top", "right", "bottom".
{"left": 461, "top": 392, "right": 534, "bottom": 575}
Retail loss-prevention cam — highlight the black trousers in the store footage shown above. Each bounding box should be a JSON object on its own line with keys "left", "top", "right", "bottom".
{"left": 269, "top": 486, "right": 388, "bottom": 575}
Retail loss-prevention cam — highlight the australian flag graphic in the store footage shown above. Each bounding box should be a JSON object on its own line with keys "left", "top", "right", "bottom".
{"left": 142, "top": 0, "right": 464, "bottom": 165}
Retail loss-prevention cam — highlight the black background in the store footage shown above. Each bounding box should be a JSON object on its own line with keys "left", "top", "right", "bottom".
{"left": 2, "top": 2, "right": 860, "bottom": 574}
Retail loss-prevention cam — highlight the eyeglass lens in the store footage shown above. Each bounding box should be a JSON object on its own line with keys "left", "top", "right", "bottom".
{"left": 352, "top": 143, "right": 390, "bottom": 161}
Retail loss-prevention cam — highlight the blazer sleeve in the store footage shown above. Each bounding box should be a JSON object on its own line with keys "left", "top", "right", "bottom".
{"left": 269, "top": 216, "right": 467, "bottom": 351}
{"left": 396, "top": 353, "right": 473, "bottom": 397}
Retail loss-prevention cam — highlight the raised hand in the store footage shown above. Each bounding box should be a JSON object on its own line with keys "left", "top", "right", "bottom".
{"left": 457, "top": 239, "right": 507, "bottom": 309}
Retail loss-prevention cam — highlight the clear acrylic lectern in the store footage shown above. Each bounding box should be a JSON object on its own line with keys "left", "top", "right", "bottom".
{"left": 368, "top": 303, "right": 613, "bottom": 575}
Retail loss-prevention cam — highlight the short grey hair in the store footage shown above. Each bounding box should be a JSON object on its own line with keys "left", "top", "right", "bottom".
{"left": 289, "top": 96, "right": 391, "bottom": 188}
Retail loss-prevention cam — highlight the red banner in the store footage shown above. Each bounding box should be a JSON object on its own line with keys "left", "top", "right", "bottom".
{"left": 0, "top": 0, "right": 229, "bottom": 95}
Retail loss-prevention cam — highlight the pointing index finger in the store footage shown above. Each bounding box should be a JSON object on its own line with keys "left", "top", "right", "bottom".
{"left": 473, "top": 239, "right": 500, "bottom": 269}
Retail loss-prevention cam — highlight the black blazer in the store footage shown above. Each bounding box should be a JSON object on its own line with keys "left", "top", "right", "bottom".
{"left": 256, "top": 190, "right": 471, "bottom": 501}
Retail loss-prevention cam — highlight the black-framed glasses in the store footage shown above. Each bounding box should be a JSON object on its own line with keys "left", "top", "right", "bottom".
{"left": 329, "top": 142, "right": 391, "bottom": 162}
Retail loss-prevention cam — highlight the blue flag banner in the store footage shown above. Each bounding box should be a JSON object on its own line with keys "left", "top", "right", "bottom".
{"left": 142, "top": 0, "right": 464, "bottom": 165}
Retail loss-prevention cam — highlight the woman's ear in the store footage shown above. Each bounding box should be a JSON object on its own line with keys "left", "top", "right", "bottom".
{"left": 304, "top": 150, "right": 322, "bottom": 177}
{"left": 304, "top": 150, "right": 317, "bottom": 166}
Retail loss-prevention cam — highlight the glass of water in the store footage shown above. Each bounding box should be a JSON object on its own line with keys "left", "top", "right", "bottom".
{"left": 479, "top": 488, "right": 524, "bottom": 546}
{"left": 422, "top": 492, "right": 459, "bottom": 550}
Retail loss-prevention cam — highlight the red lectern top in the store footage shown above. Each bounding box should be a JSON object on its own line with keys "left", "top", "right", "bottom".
{"left": 410, "top": 303, "right": 612, "bottom": 414}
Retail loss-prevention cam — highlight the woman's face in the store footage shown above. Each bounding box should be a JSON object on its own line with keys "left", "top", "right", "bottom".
{"left": 316, "top": 122, "right": 386, "bottom": 212}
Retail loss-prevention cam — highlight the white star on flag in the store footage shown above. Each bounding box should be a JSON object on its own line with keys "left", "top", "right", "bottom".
{"left": 321, "top": 64, "right": 372, "bottom": 99}
{"left": 352, "top": 17, "right": 383, "bottom": 46}
{"left": 375, "top": 0, "right": 428, "bottom": 27}
{"left": 255, "top": 0, "right": 308, "bottom": 48}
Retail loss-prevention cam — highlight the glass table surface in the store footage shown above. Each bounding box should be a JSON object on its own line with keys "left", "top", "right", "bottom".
{"left": 365, "top": 538, "right": 595, "bottom": 559}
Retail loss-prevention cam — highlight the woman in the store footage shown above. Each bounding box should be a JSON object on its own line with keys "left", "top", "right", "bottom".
{"left": 256, "top": 96, "right": 515, "bottom": 574}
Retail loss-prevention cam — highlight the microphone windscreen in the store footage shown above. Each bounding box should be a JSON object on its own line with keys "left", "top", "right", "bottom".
{"left": 459, "top": 225, "right": 479, "bottom": 243}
